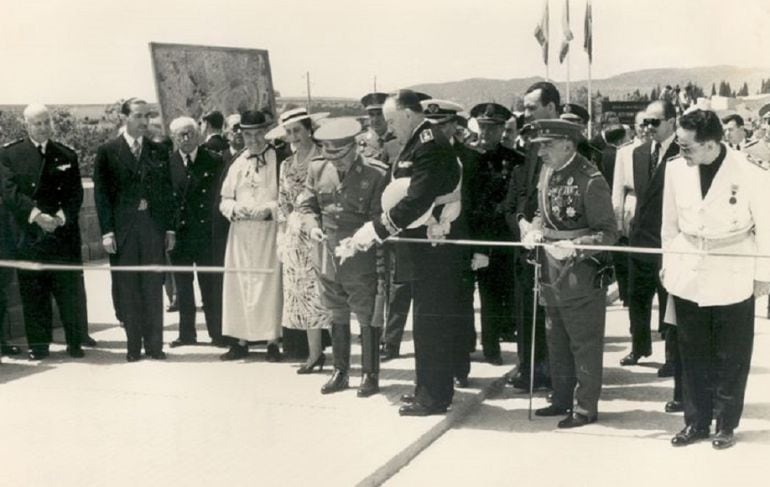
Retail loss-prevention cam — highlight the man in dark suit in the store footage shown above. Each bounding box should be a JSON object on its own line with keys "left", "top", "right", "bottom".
{"left": 0, "top": 104, "right": 85, "bottom": 360}
{"left": 621, "top": 100, "right": 680, "bottom": 370}
{"left": 200, "top": 110, "right": 229, "bottom": 154}
{"left": 0, "top": 175, "right": 21, "bottom": 358}
{"left": 167, "top": 116, "right": 225, "bottom": 348}
{"left": 93, "top": 98, "right": 176, "bottom": 362}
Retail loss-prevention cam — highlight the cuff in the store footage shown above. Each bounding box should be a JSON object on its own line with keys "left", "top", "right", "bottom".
{"left": 166, "top": 231, "right": 176, "bottom": 236}
{"left": 102, "top": 232, "right": 115, "bottom": 240}
{"left": 29, "top": 207, "right": 41, "bottom": 224}
{"left": 56, "top": 209, "right": 66, "bottom": 225}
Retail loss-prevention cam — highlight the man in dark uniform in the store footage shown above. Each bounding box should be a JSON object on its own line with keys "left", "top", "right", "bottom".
{"left": 357, "top": 92, "right": 401, "bottom": 165}
{"left": 523, "top": 119, "right": 618, "bottom": 428}
{"left": 200, "top": 110, "right": 229, "bottom": 154}
{"left": 94, "top": 98, "right": 176, "bottom": 362}
{"left": 503, "top": 81, "right": 561, "bottom": 390}
{"left": 0, "top": 162, "right": 21, "bottom": 357}
{"left": 0, "top": 104, "right": 85, "bottom": 360}
{"left": 166, "top": 117, "right": 226, "bottom": 348}
{"left": 468, "top": 102, "right": 524, "bottom": 365}
{"left": 349, "top": 90, "right": 468, "bottom": 416}
{"left": 297, "top": 118, "right": 388, "bottom": 397}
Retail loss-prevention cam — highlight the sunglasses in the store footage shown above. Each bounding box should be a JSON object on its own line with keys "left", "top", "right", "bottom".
{"left": 643, "top": 118, "right": 663, "bottom": 128}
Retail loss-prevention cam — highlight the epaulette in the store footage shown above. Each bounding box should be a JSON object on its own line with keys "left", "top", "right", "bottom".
{"left": 578, "top": 158, "right": 602, "bottom": 178}
{"left": 2, "top": 138, "right": 23, "bottom": 148}
{"left": 419, "top": 127, "right": 434, "bottom": 144}
{"left": 745, "top": 153, "right": 769, "bottom": 170}
{"left": 364, "top": 158, "right": 389, "bottom": 172}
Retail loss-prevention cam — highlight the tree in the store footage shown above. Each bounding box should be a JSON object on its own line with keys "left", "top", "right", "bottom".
{"left": 711, "top": 83, "right": 716, "bottom": 96}
{"left": 737, "top": 82, "right": 749, "bottom": 97}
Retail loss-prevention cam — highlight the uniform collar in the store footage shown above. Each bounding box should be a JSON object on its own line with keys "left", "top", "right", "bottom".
{"left": 179, "top": 147, "right": 198, "bottom": 165}
{"left": 553, "top": 151, "right": 578, "bottom": 172}
{"left": 29, "top": 136, "right": 48, "bottom": 155}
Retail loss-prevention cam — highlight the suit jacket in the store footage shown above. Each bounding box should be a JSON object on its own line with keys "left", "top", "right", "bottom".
{"left": 169, "top": 147, "right": 223, "bottom": 258}
{"left": 0, "top": 138, "right": 83, "bottom": 262}
{"left": 203, "top": 134, "right": 229, "bottom": 154}
{"left": 93, "top": 135, "right": 174, "bottom": 249}
{"left": 503, "top": 142, "right": 541, "bottom": 242}
{"left": 629, "top": 139, "right": 680, "bottom": 257}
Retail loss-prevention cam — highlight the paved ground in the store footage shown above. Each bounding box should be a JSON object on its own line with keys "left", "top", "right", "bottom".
{"left": 1, "top": 269, "right": 769, "bottom": 486}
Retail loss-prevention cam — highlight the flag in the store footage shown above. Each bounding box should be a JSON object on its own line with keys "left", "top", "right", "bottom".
{"left": 559, "top": 0, "right": 574, "bottom": 64}
{"left": 534, "top": 0, "right": 549, "bottom": 65}
{"left": 584, "top": 0, "right": 593, "bottom": 62}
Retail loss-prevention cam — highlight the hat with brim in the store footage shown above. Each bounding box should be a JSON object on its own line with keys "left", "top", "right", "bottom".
{"left": 421, "top": 99, "right": 465, "bottom": 124}
{"left": 239, "top": 110, "right": 270, "bottom": 130}
{"left": 361, "top": 92, "right": 389, "bottom": 111}
{"left": 265, "top": 110, "right": 330, "bottom": 140}
{"left": 313, "top": 117, "right": 362, "bottom": 144}
{"left": 470, "top": 103, "right": 512, "bottom": 125}
{"left": 529, "top": 119, "right": 586, "bottom": 143}
{"left": 560, "top": 103, "right": 590, "bottom": 125}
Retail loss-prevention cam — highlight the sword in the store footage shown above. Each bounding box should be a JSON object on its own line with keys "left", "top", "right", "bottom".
{"left": 526, "top": 246, "right": 542, "bottom": 420}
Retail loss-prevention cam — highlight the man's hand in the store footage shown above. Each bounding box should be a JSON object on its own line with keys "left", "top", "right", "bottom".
{"left": 754, "top": 280, "right": 770, "bottom": 297}
{"left": 350, "top": 222, "right": 378, "bottom": 251}
{"left": 546, "top": 240, "right": 577, "bottom": 260}
{"left": 309, "top": 227, "right": 326, "bottom": 242}
{"left": 102, "top": 234, "right": 117, "bottom": 254}
{"left": 471, "top": 253, "right": 490, "bottom": 271}
{"left": 522, "top": 229, "right": 543, "bottom": 250}
{"left": 34, "top": 213, "right": 59, "bottom": 233}
{"left": 518, "top": 217, "right": 532, "bottom": 239}
{"left": 165, "top": 232, "right": 176, "bottom": 253}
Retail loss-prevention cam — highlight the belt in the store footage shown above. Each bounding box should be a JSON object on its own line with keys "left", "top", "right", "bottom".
{"left": 682, "top": 229, "right": 753, "bottom": 251}
{"left": 542, "top": 227, "right": 591, "bottom": 240}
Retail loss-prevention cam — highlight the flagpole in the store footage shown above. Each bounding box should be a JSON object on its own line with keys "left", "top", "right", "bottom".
{"left": 546, "top": 0, "right": 550, "bottom": 81}
{"left": 566, "top": 50, "right": 571, "bottom": 103}
{"left": 566, "top": 0, "right": 571, "bottom": 103}
{"left": 587, "top": 60, "right": 592, "bottom": 137}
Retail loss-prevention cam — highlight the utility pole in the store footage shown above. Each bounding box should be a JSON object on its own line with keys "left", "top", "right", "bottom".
{"left": 306, "top": 71, "right": 312, "bottom": 113}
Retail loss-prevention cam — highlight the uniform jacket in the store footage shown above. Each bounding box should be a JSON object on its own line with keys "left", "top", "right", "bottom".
{"left": 662, "top": 147, "right": 770, "bottom": 306}
{"left": 169, "top": 146, "right": 223, "bottom": 257}
{"left": 534, "top": 152, "right": 618, "bottom": 305}
{"left": 297, "top": 154, "right": 388, "bottom": 281}
{"left": 611, "top": 139, "right": 642, "bottom": 237}
{"left": 372, "top": 120, "right": 467, "bottom": 281}
{"left": 0, "top": 138, "right": 83, "bottom": 262}
{"left": 628, "top": 139, "right": 680, "bottom": 260}
{"left": 93, "top": 135, "right": 174, "bottom": 248}
{"left": 356, "top": 128, "right": 401, "bottom": 166}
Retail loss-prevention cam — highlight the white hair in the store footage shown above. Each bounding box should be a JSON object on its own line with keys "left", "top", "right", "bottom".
{"left": 23, "top": 104, "right": 50, "bottom": 122}
{"left": 169, "top": 116, "right": 198, "bottom": 134}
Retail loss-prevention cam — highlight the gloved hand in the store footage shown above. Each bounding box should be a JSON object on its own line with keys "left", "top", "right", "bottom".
{"left": 518, "top": 218, "right": 532, "bottom": 239}
{"left": 546, "top": 240, "right": 576, "bottom": 260}
{"left": 471, "top": 253, "right": 490, "bottom": 271}
{"left": 522, "top": 229, "right": 543, "bottom": 250}
{"left": 350, "top": 222, "right": 378, "bottom": 251}
{"left": 102, "top": 234, "right": 117, "bottom": 254}
{"left": 309, "top": 227, "right": 326, "bottom": 242}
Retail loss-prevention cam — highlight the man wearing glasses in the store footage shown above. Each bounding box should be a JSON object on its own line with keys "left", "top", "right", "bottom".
{"left": 663, "top": 109, "right": 770, "bottom": 449}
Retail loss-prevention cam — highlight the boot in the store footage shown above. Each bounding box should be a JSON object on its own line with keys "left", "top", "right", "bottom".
{"left": 321, "top": 369, "right": 349, "bottom": 394}
{"left": 357, "top": 373, "right": 379, "bottom": 397}
{"left": 361, "top": 326, "right": 381, "bottom": 376}
{"left": 331, "top": 322, "right": 351, "bottom": 373}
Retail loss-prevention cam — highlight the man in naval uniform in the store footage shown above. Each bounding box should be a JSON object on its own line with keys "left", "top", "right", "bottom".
{"left": 357, "top": 92, "right": 401, "bottom": 165}
{"left": 522, "top": 119, "right": 618, "bottom": 428}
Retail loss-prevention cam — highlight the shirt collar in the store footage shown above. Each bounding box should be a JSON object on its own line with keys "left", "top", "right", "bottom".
{"left": 123, "top": 131, "right": 143, "bottom": 148}
{"left": 29, "top": 137, "right": 48, "bottom": 154}
{"left": 179, "top": 147, "right": 198, "bottom": 165}
{"left": 652, "top": 132, "right": 675, "bottom": 158}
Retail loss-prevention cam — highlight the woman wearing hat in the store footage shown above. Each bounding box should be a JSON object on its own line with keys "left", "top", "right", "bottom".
{"left": 273, "top": 108, "right": 332, "bottom": 372}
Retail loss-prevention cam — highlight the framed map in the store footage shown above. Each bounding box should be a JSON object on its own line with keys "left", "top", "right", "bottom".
{"left": 149, "top": 42, "right": 275, "bottom": 127}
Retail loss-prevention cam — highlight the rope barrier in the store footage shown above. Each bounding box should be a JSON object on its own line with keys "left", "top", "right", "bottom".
{"left": 0, "top": 260, "right": 275, "bottom": 274}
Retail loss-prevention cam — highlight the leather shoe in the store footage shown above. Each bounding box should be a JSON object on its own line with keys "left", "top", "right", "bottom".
{"left": 211, "top": 337, "right": 230, "bottom": 348}
{"left": 454, "top": 376, "right": 469, "bottom": 388}
{"left": 220, "top": 343, "right": 249, "bottom": 361}
{"left": 712, "top": 429, "right": 735, "bottom": 450}
{"left": 321, "top": 369, "right": 349, "bottom": 394}
{"left": 126, "top": 353, "right": 141, "bottom": 363}
{"left": 619, "top": 352, "right": 648, "bottom": 366}
{"left": 535, "top": 404, "right": 572, "bottom": 417}
{"left": 558, "top": 412, "right": 597, "bottom": 428}
{"left": 266, "top": 343, "right": 282, "bottom": 362}
{"left": 665, "top": 400, "right": 684, "bottom": 413}
{"left": 507, "top": 371, "right": 551, "bottom": 391}
{"left": 380, "top": 345, "right": 400, "bottom": 362}
{"left": 657, "top": 362, "right": 675, "bottom": 378}
{"left": 357, "top": 373, "right": 379, "bottom": 397}
{"left": 170, "top": 338, "right": 197, "bottom": 348}
{"left": 1, "top": 343, "right": 22, "bottom": 356}
{"left": 147, "top": 351, "right": 167, "bottom": 360}
{"left": 400, "top": 393, "right": 415, "bottom": 404}
{"left": 671, "top": 425, "right": 710, "bottom": 447}
{"left": 166, "top": 300, "right": 179, "bottom": 312}
{"left": 28, "top": 348, "right": 50, "bottom": 360}
{"left": 485, "top": 354, "right": 503, "bottom": 366}
{"left": 398, "top": 403, "right": 447, "bottom": 417}
{"left": 67, "top": 346, "right": 85, "bottom": 358}
{"left": 81, "top": 335, "right": 98, "bottom": 347}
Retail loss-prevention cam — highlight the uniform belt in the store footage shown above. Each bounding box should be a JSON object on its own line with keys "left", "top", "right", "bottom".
{"left": 434, "top": 190, "right": 461, "bottom": 206}
{"left": 542, "top": 227, "right": 591, "bottom": 240}
{"left": 682, "top": 229, "right": 753, "bottom": 251}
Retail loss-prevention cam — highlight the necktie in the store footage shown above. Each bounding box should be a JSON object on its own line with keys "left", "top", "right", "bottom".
{"left": 131, "top": 140, "right": 141, "bottom": 160}
{"left": 37, "top": 144, "right": 45, "bottom": 159}
{"left": 650, "top": 141, "right": 660, "bottom": 178}
{"left": 186, "top": 154, "right": 193, "bottom": 168}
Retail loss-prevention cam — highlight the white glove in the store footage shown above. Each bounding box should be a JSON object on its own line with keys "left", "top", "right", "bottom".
{"left": 350, "top": 222, "right": 378, "bottom": 251}
{"left": 522, "top": 229, "right": 543, "bottom": 250}
{"left": 518, "top": 218, "right": 532, "bottom": 239}
{"left": 309, "top": 227, "right": 326, "bottom": 242}
{"left": 102, "top": 234, "right": 117, "bottom": 254}
{"left": 471, "top": 253, "right": 490, "bottom": 271}
{"left": 546, "top": 240, "right": 576, "bottom": 260}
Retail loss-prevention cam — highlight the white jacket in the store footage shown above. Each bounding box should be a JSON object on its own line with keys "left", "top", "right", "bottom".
{"left": 661, "top": 147, "right": 770, "bottom": 306}
{"left": 611, "top": 139, "right": 642, "bottom": 236}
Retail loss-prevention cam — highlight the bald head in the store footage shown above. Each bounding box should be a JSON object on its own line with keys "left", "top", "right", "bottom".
{"left": 23, "top": 104, "right": 53, "bottom": 143}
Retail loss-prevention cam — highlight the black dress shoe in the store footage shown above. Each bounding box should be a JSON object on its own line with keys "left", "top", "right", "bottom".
{"left": 657, "top": 362, "right": 675, "bottom": 378}
{"left": 1, "top": 343, "right": 22, "bottom": 356}
{"left": 712, "top": 429, "right": 735, "bottom": 450}
{"left": 558, "top": 412, "right": 597, "bottom": 428}
{"left": 266, "top": 343, "right": 282, "bottom": 362}
{"left": 535, "top": 405, "right": 572, "bottom": 417}
{"left": 357, "top": 373, "right": 380, "bottom": 397}
{"left": 454, "top": 376, "right": 469, "bottom": 388}
{"left": 398, "top": 403, "right": 447, "bottom": 417}
{"left": 220, "top": 343, "right": 249, "bottom": 361}
{"left": 400, "top": 393, "right": 415, "bottom": 404}
{"left": 28, "top": 348, "right": 50, "bottom": 360}
{"left": 170, "top": 338, "right": 197, "bottom": 348}
{"left": 665, "top": 400, "right": 684, "bottom": 413}
{"left": 147, "top": 351, "right": 167, "bottom": 360}
{"left": 126, "top": 353, "right": 142, "bottom": 363}
{"left": 321, "top": 369, "right": 349, "bottom": 394}
{"left": 211, "top": 337, "right": 230, "bottom": 348}
{"left": 619, "top": 352, "right": 648, "bottom": 366}
{"left": 67, "top": 346, "right": 85, "bottom": 358}
{"left": 671, "top": 425, "right": 710, "bottom": 447}
{"left": 485, "top": 354, "right": 503, "bottom": 366}
{"left": 166, "top": 301, "right": 179, "bottom": 312}
{"left": 380, "top": 345, "right": 400, "bottom": 362}
{"left": 81, "top": 335, "right": 98, "bottom": 347}
{"left": 507, "top": 371, "right": 551, "bottom": 391}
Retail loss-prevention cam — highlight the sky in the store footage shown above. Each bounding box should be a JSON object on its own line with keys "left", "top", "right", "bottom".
{"left": 2, "top": 0, "right": 769, "bottom": 104}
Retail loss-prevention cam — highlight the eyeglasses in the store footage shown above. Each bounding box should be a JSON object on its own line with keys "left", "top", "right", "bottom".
{"left": 643, "top": 118, "right": 662, "bottom": 128}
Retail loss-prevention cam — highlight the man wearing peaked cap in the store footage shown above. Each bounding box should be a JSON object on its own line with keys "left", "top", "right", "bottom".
{"left": 296, "top": 117, "right": 389, "bottom": 398}
{"left": 357, "top": 92, "right": 401, "bottom": 165}
{"left": 423, "top": 99, "right": 465, "bottom": 124}
{"left": 560, "top": 103, "right": 590, "bottom": 126}
{"left": 521, "top": 118, "right": 617, "bottom": 428}
{"left": 467, "top": 102, "right": 524, "bottom": 366}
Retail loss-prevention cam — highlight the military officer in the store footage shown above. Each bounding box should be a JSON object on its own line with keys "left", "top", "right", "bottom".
{"left": 0, "top": 104, "right": 85, "bottom": 360}
{"left": 357, "top": 92, "right": 401, "bottom": 165}
{"left": 522, "top": 119, "right": 618, "bottom": 428}
{"left": 663, "top": 109, "right": 770, "bottom": 450}
{"left": 296, "top": 117, "right": 388, "bottom": 398}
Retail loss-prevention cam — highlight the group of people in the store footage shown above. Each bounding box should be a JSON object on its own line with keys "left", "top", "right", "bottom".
{"left": 2, "top": 78, "right": 770, "bottom": 449}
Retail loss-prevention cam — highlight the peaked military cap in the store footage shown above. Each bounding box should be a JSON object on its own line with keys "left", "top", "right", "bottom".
{"left": 560, "top": 103, "right": 590, "bottom": 125}
{"left": 314, "top": 117, "right": 362, "bottom": 143}
{"left": 529, "top": 119, "right": 586, "bottom": 143}
{"left": 470, "top": 103, "right": 512, "bottom": 125}
{"left": 239, "top": 110, "right": 270, "bottom": 129}
{"left": 361, "top": 92, "right": 389, "bottom": 111}
{"left": 421, "top": 99, "right": 465, "bottom": 123}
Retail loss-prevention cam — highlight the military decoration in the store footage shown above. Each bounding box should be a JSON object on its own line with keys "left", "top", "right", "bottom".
{"left": 729, "top": 184, "right": 738, "bottom": 205}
